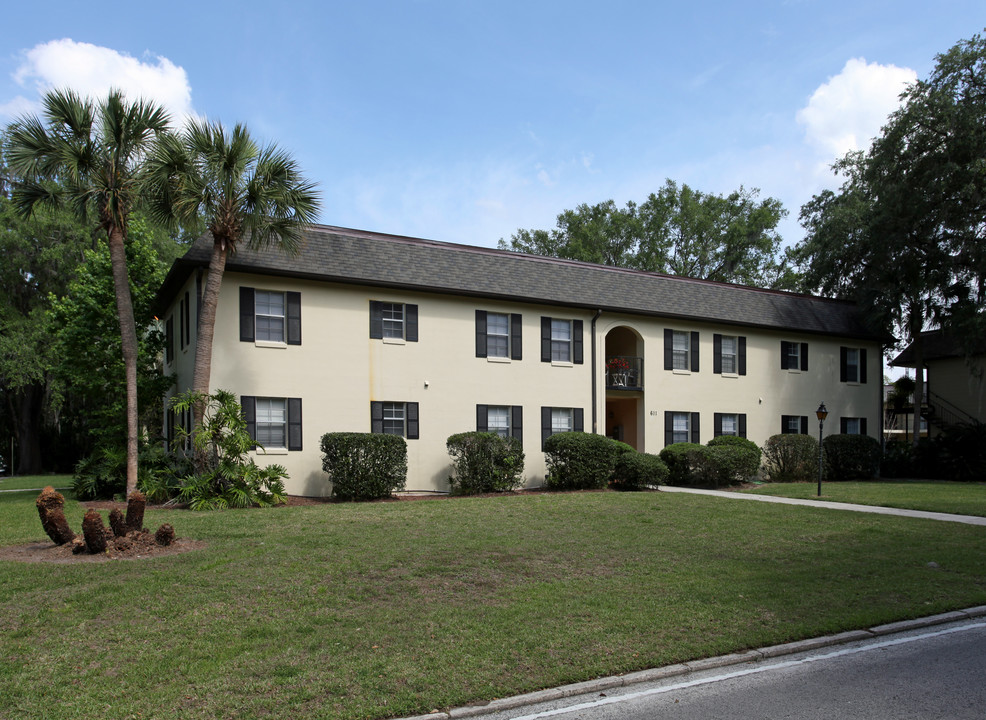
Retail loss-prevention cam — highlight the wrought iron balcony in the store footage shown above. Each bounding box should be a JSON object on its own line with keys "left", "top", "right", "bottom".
{"left": 605, "top": 356, "right": 643, "bottom": 390}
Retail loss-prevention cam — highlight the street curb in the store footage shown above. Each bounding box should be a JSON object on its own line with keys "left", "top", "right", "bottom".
{"left": 399, "top": 607, "right": 986, "bottom": 720}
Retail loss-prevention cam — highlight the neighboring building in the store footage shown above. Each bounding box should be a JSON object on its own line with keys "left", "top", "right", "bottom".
{"left": 890, "top": 330, "right": 985, "bottom": 434}
{"left": 154, "top": 225, "right": 885, "bottom": 495}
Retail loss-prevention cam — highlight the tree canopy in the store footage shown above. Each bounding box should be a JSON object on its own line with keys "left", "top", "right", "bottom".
{"left": 793, "top": 31, "right": 986, "bottom": 444}
{"left": 499, "top": 180, "right": 795, "bottom": 289}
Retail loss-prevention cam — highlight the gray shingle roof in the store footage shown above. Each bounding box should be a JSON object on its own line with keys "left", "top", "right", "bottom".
{"left": 156, "top": 224, "right": 881, "bottom": 340}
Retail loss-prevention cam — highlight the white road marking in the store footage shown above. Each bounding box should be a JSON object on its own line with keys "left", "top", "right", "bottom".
{"left": 508, "top": 622, "right": 986, "bottom": 720}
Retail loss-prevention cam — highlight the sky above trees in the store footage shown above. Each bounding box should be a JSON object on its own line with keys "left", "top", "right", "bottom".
{"left": 1, "top": 1, "right": 983, "bottom": 249}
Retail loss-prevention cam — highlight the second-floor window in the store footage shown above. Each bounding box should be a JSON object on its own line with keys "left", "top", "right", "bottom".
{"left": 370, "top": 301, "right": 419, "bottom": 342}
{"left": 255, "top": 291, "right": 285, "bottom": 342}
{"left": 714, "top": 334, "right": 746, "bottom": 375}
{"left": 540, "top": 317, "right": 584, "bottom": 364}
{"left": 841, "top": 347, "right": 867, "bottom": 383}
{"left": 664, "top": 330, "right": 699, "bottom": 372}
{"left": 781, "top": 341, "right": 808, "bottom": 371}
{"left": 476, "top": 311, "right": 522, "bottom": 360}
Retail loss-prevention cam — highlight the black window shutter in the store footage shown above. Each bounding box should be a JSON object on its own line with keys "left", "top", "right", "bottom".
{"left": 288, "top": 398, "right": 302, "bottom": 450}
{"left": 195, "top": 272, "right": 202, "bottom": 334}
{"left": 286, "top": 292, "right": 302, "bottom": 345}
{"left": 690, "top": 332, "right": 700, "bottom": 372}
{"left": 179, "top": 296, "right": 185, "bottom": 350}
{"left": 714, "top": 412, "right": 723, "bottom": 436}
{"left": 800, "top": 416, "right": 809, "bottom": 435}
{"left": 691, "top": 412, "right": 700, "bottom": 444}
{"left": 166, "top": 316, "right": 174, "bottom": 363}
{"left": 739, "top": 414, "right": 747, "bottom": 438}
{"left": 183, "top": 291, "right": 190, "bottom": 347}
{"left": 713, "top": 334, "right": 722, "bottom": 374}
{"left": 738, "top": 337, "right": 747, "bottom": 375}
{"left": 781, "top": 416, "right": 788, "bottom": 434}
{"left": 801, "top": 343, "right": 809, "bottom": 371}
{"left": 476, "top": 404, "right": 488, "bottom": 431}
{"left": 475, "top": 311, "right": 487, "bottom": 358}
{"left": 861, "top": 417, "right": 867, "bottom": 435}
{"left": 574, "top": 408, "right": 584, "bottom": 433}
{"left": 240, "top": 287, "right": 255, "bottom": 342}
{"left": 541, "top": 406, "right": 551, "bottom": 450}
{"left": 573, "top": 320, "right": 584, "bottom": 364}
{"left": 405, "top": 304, "right": 418, "bottom": 342}
{"left": 840, "top": 346, "right": 848, "bottom": 382}
{"left": 665, "top": 411, "right": 674, "bottom": 447}
{"left": 780, "top": 341, "right": 789, "bottom": 370}
{"left": 860, "top": 349, "right": 867, "bottom": 384}
{"left": 369, "top": 301, "right": 383, "bottom": 339}
{"left": 540, "top": 317, "right": 551, "bottom": 362}
{"left": 511, "top": 406, "right": 523, "bottom": 443}
{"left": 370, "top": 401, "right": 383, "bottom": 433}
{"left": 241, "top": 396, "right": 257, "bottom": 449}
{"left": 664, "top": 329, "right": 673, "bottom": 370}
{"left": 510, "top": 314, "right": 523, "bottom": 360}
{"left": 840, "top": 417, "right": 848, "bottom": 434}
{"left": 406, "top": 402, "right": 419, "bottom": 439}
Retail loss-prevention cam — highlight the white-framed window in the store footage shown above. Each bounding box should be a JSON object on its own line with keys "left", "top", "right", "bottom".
{"left": 256, "top": 397, "right": 287, "bottom": 447}
{"left": 720, "top": 336, "right": 737, "bottom": 374}
{"left": 487, "top": 405, "right": 510, "bottom": 438}
{"left": 381, "top": 303, "right": 404, "bottom": 339}
{"left": 671, "top": 412, "right": 690, "bottom": 444}
{"left": 371, "top": 401, "right": 419, "bottom": 439}
{"left": 551, "top": 407, "right": 573, "bottom": 434}
{"left": 846, "top": 348, "right": 860, "bottom": 382}
{"left": 786, "top": 343, "right": 800, "bottom": 369}
{"left": 551, "top": 319, "right": 572, "bottom": 362}
{"left": 255, "top": 291, "right": 285, "bottom": 343}
{"left": 672, "top": 331, "right": 690, "bottom": 370}
{"left": 782, "top": 415, "right": 807, "bottom": 435}
{"left": 487, "top": 313, "right": 510, "bottom": 358}
{"left": 844, "top": 417, "right": 861, "bottom": 434}
{"left": 382, "top": 402, "right": 405, "bottom": 436}
{"left": 840, "top": 417, "right": 867, "bottom": 435}
{"left": 720, "top": 413, "right": 738, "bottom": 436}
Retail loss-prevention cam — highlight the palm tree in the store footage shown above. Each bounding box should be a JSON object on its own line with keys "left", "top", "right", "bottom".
{"left": 146, "top": 120, "right": 320, "bottom": 436}
{"left": 8, "top": 89, "right": 170, "bottom": 494}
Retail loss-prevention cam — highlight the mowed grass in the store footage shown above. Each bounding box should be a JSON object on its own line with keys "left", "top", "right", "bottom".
{"left": 1, "top": 489, "right": 985, "bottom": 720}
{"left": 744, "top": 480, "right": 986, "bottom": 517}
{"left": 0, "top": 474, "right": 73, "bottom": 492}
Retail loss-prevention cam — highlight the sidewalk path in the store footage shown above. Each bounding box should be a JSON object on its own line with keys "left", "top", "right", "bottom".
{"left": 659, "top": 486, "right": 986, "bottom": 526}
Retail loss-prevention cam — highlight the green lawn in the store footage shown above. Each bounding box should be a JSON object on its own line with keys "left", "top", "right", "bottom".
{"left": 0, "top": 474, "right": 73, "bottom": 492}
{"left": 1, "top": 489, "right": 985, "bottom": 720}
{"left": 743, "top": 480, "right": 986, "bottom": 517}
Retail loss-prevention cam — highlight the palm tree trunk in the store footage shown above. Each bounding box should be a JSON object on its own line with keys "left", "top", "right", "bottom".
{"left": 107, "top": 226, "right": 140, "bottom": 495}
{"left": 191, "top": 241, "right": 229, "bottom": 429}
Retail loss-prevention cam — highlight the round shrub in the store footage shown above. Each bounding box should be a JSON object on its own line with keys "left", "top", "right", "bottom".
{"left": 321, "top": 432, "right": 407, "bottom": 501}
{"left": 658, "top": 443, "right": 706, "bottom": 486}
{"left": 823, "top": 433, "right": 881, "bottom": 480}
{"left": 544, "top": 432, "right": 634, "bottom": 490}
{"left": 611, "top": 452, "right": 669, "bottom": 490}
{"left": 762, "top": 434, "right": 819, "bottom": 483}
{"left": 446, "top": 431, "right": 525, "bottom": 495}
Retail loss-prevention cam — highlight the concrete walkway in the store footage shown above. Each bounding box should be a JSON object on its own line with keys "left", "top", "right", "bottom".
{"left": 658, "top": 485, "right": 986, "bottom": 526}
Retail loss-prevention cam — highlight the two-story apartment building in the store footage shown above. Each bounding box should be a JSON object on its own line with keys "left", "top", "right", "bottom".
{"left": 154, "top": 224, "right": 884, "bottom": 495}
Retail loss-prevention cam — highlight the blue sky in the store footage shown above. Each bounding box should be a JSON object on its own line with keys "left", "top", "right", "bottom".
{"left": 2, "top": 1, "right": 984, "bottom": 251}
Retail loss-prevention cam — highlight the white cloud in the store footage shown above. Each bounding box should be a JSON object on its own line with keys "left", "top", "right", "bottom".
{"left": 1, "top": 38, "right": 195, "bottom": 121}
{"left": 797, "top": 57, "right": 916, "bottom": 162}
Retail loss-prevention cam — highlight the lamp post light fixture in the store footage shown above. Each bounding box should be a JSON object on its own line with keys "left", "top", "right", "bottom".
{"left": 816, "top": 402, "right": 828, "bottom": 497}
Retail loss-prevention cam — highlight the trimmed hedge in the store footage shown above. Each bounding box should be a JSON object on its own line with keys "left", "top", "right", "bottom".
{"left": 446, "top": 432, "right": 525, "bottom": 495}
{"left": 762, "top": 434, "right": 818, "bottom": 483}
{"left": 659, "top": 440, "right": 760, "bottom": 488}
{"left": 611, "top": 452, "right": 669, "bottom": 490}
{"left": 658, "top": 443, "right": 706, "bottom": 486}
{"left": 823, "top": 433, "right": 881, "bottom": 480}
{"left": 320, "top": 432, "right": 407, "bottom": 501}
{"left": 544, "top": 432, "right": 634, "bottom": 490}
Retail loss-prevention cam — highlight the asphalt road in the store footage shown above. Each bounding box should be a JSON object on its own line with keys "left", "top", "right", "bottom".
{"left": 461, "top": 618, "right": 986, "bottom": 720}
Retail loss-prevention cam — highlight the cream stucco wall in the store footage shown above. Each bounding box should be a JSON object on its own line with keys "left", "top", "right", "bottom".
{"left": 162, "top": 270, "right": 882, "bottom": 496}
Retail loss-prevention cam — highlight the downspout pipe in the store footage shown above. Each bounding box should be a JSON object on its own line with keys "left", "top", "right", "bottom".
{"left": 591, "top": 309, "right": 603, "bottom": 434}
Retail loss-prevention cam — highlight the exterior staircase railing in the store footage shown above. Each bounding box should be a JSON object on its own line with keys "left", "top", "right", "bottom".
{"left": 924, "top": 390, "right": 977, "bottom": 429}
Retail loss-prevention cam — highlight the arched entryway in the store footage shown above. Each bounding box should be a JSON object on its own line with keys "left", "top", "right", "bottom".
{"left": 604, "top": 326, "right": 644, "bottom": 450}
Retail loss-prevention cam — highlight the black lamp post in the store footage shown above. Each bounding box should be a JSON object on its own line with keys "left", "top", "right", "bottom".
{"left": 816, "top": 402, "right": 828, "bottom": 497}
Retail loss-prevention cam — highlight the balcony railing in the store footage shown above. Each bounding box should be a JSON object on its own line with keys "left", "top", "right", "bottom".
{"left": 605, "top": 356, "right": 643, "bottom": 390}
